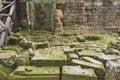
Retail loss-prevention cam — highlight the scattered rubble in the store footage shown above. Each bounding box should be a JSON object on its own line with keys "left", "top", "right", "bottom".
{"left": 0, "top": 30, "right": 120, "bottom": 80}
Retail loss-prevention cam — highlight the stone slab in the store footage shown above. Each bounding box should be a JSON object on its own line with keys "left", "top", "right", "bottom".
{"left": 9, "top": 66, "right": 60, "bottom": 80}
{"left": 71, "top": 59, "right": 105, "bottom": 78}
{"left": 63, "top": 46, "right": 74, "bottom": 54}
{"left": 31, "top": 47, "right": 67, "bottom": 66}
{"left": 62, "top": 66, "right": 97, "bottom": 80}
{"left": 82, "top": 57, "right": 102, "bottom": 65}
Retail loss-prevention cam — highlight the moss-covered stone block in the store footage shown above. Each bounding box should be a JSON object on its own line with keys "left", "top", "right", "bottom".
{"left": 9, "top": 66, "right": 60, "bottom": 80}
{"left": 31, "top": 47, "right": 67, "bottom": 66}
{"left": 76, "top": 35, "right": 86, "bottom": 42}
{"left": 67, "top": 54, "right": 79, "bottom": 61}
{"left": 62, "top": 66, "right": 97, "bottom": 80}
{"left": 0, "top": 52, "right": 17, "bottom": 67}
{"left": 71, "top": 59, "right": 105, "bottom": 78}
{"left": 73, "top": 48, "right": 84, "bottom": 54}
{"left": 82, "top": 57, "right": 103, "bottom": 65}
{"left": 83, "top": 34, "right": 102, "bottom": 41}
{"left": 63, "top": 46, "right": 74, "bottom": 54}
{"left": 77, "top": 50, "right": 103, "bottom": 58}
{"left": 16, "top": 53, "right": 30, "bottom": 66}
{"left": 34, "top": 42, "right": 48, "bottom": 49}
{"left": 19, "top": 41, "right": 34, "bottom": 50}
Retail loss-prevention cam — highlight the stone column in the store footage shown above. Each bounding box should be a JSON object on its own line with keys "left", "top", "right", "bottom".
{"left": 49, "top": 0, "right": 56, "bottom": 34}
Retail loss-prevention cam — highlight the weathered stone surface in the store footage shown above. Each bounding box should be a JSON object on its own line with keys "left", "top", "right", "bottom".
{"left": 31, "top": 47, "right": 67, "bottom": 66}
{"left": 71, "top": 59, "right": 105, "bottom": 78}
{"left": 67, "top": 54, "right": 79, "bottom": 61}
{"left": 63, "top": 46, "right": 74, "bottom": 54}
{"left": 9, "top": 66, "right": 60, "bottom": 80}
{"left": 97, "top": 55, "right": 120, "bottom": 62}
{"left": 34, "top": 42, "right": 48, "bottom": 49}
{"left": 19, "top": 40, "right": 34, "bottom": 50}
{"left": 0, "top": 52, "right": 17, "bottom": 67}
{"left": 16, "top": 52, "right": 29, "bottom": 66}
{"left": 105, "top": 61, "right": 120, "bottom": 80}
{"left": 76, "top": 35, "right": 85, "bottom": 42}
{"left": 82, "top": 57, "right": 102, "bottom": 65}
{"left": 62, "top": 66, "right": 97, "bottom": 80}
{"left": 77, "top": 50, "right": 103, "bottom": 58}
{"left": 73, "top": 48, "right": 84, "bottom": 53}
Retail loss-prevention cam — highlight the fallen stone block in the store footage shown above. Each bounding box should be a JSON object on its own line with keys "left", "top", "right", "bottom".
{"left": 96, "top": 55, "right": 120, "bottom": 63}
{"left": 76, "top": 35, "right": 86, "bottom": 42}
{"left": 0, "top": 51, "right": 17, "bottom": 67}
{"left": 71, "top": 59, "right": 105, "bottom": 78}
{"left": 19, "top": 40, "right": 34, "bottom": 49}
{"left": 82, "top": 57, "right": 103, "bottom": 65}
{"left": 63, "top": 46, "right": 74, "bottom": 54}
{"left": 16, "top": 52, "right": 29, "bottom": 66}
{"left": 77, "top": 50, "right": 103, "bottom": 58}
{"left": 73, "top": 48, "right": 84, "bottom": 53}
{"left": 31, "top": 47, "right": 67, "bottom": 66}
{"left": 105, "top": 61, "right": 120, "bottom": 80}
{"left": 34, "top": 42, "right": 48, "bottom": 49}
{"left": 62, "top": 66, "right": 97, "bottom": 80}
{"left": 67, "top": 53, "right": 79, "bottom": 61}
{"left": 9, "top": 66, "right": 60, "bottom": 80}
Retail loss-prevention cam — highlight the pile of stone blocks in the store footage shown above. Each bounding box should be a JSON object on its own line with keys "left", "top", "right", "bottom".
{"left": 63, "top": 45, "right": 120, "bottom": 79}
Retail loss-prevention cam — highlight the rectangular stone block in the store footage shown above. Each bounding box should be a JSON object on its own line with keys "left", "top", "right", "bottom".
{"left": 0, "top": 51, "right": 17, "bottom": 64}
{"left": 67, "top": 53, "right": 79, "bottom": 62}
{"left": 62, "top": 66, "right": 97, "bottom": 80}
{"left": 9, "top": 66, "right": 60, "bottom": 80}
{"left": 31, "top": 47, "right": 67, "bottom": 66}
{"left": 82, "top": 57, "right": 102, "bottom": 65}
{"left": 71, "top": 59, "right": 105, "bottom": 78}
{"left": 63, "top": 46, "right": 74, "bottom": 54}
{"left": 77, "top": 50, "right": 102, "bottom": 58}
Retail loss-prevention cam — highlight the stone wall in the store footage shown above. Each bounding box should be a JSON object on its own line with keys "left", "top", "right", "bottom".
{"left": 63, "top": 0, "right": 120, "bottom": 28}
{"left": 19, "top": 0, "right": 120, "bottom": 30}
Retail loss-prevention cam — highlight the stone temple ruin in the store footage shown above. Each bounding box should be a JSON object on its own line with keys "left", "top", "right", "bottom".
{"left": 0, "top": 0, "right": 120, "bottom": 80}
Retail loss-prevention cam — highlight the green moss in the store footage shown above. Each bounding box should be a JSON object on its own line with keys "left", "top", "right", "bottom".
{"left": 84, "top": 34, "right": 102, "bottom": 41}
{"left": 8, "top": 36, "right": 19, "bottom": 45}
{"left": 0, "top": 50, "right": 15, "bottom": 53}
{"left": 0, "top": 70, "right": 7, "bottom": 78}
{"left": 9, "top": 66, "right": 60, "bottom": 80}
{"left": 0, "top": 64, "right": 12, "bottom": 74}
{"left": 4, "top": 45, "right": 24, "bottom": 54}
